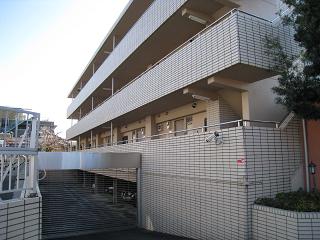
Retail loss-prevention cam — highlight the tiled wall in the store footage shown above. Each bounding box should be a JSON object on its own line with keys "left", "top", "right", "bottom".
{"left": 0, "top": 197, "right": 42, "bottom": 240}
{"left": 207, "top": 98, "right": 240, "bottom": 130}
{"left": 90, "top": 118, "right": 303, "bottom": 239}
{"left": 245, "top": 117, "right": 303, "bottom": 200}
{"left": 244, "top": 117, "right": 304, "bottom": 236}
{"left": 252, "top": 204, "right": 320, "bottom": 240}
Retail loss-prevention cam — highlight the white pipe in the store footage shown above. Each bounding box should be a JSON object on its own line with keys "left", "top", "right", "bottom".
{"left": 302, "top": 119, "right": 310, "bottom": 192}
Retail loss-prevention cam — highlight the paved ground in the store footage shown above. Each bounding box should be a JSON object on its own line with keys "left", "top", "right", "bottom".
{"left": 53, "top": 228, "right": 190, "bottom": 240}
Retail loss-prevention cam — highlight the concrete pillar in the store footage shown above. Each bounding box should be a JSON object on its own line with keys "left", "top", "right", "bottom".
{"left": 83, "top": 171, "right": 86, "bottom": 187}
{"left": 90, "top": 131, "right": 93, "bottom": 148}
{"left": 112, "top": 127, "right": 121, "bottom": 144}
{"left": 91, "top": 96, "right": 94, "bottom": 111}
{"left": 206, "top": 99, "right": 221, "bottom": 130}
{"left": 241, "top": 91, "right": 250, "bottom": 126}
{"left": 145, "top": 115, "right": 156, "bottom": 138}
{"left": 95, "top": 133, "right": 99, "bottom": 147}
{"left": 94, "top": 174, "right": 98, "bottom": 194}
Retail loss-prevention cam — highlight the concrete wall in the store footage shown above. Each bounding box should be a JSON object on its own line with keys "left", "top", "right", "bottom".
{"left": 236, "top": 0, "right": 279, "bottom": 21}
{"left": 246, "top": 78, "right": 287, "bottom": 122}
{"left": 252, "top": 204, "right": 320, "bottom": 240}
{"left": 90, "top": 118, "right": 303, "bottom": 240}
{"left": 0, "top": 197, "right": 42, "bottom": 240}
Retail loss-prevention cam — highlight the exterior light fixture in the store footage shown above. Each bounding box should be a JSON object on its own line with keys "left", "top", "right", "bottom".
{"left": 309, "top": 162, "right": 316, "bottom": 175}
{"left": 192, "top": 94, "right": 210, "bottom": 101}
{"left": 102, "top": 88, "right": 112, "bottom": 91}
{"left": 192, "top": 101, "right": 197, "bottom": 108}
{"left": 188, "top": 15, "right": 207, "bottom": 25}
{"left": 182, "top": 8, "right": 209, "bottom": 25}
{"left": 308, "top": 162, "right": 317, "bottom": 191}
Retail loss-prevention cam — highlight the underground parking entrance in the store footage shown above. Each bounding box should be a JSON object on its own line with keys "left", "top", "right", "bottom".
{"left": 39, "top": 169, "right": 138, "bottom": 239}
{"left": 37, "top": 152, "right": 141, "bottom": 239}
{"left": 38, "top": 152, "right": 192, "bottom": 240}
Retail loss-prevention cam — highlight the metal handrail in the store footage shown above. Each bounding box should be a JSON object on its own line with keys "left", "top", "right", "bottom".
{"left": 77, "top": 119, "right": 280, "bottom": 151}
{"left": 74, "top": 9, "right": 273, "bottom": 122}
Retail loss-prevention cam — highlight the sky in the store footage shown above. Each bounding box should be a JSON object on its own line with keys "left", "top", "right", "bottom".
{"left": 0, "top": 0, "right": 129, "bottom": 137}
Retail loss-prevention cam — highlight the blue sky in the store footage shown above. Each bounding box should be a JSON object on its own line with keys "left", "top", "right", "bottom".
{"left": 0, "top": 0, "right": 129, "bottom": 137}
{"left": 0, "top": 0, "right": 68, "bottom": 63}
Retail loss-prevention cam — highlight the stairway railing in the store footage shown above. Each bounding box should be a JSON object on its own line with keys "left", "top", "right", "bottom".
{"left": 0, "top": 106, "right": 40, "bottom": 199}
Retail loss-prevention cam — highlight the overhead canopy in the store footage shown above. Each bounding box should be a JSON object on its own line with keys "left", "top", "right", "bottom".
{"left": 38, "top": 152, "right": 141, "bottom": 170}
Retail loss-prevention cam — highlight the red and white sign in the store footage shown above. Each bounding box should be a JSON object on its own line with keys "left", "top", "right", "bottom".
{"left": 237, "top": 158, "right": 246, "bottom": 166}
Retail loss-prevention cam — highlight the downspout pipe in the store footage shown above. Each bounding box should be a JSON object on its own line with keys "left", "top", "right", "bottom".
{"left": 302, "top": 119, "right": 310, "bottom": 192}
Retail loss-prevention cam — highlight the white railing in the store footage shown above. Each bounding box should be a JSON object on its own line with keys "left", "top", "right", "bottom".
{"left": 78, "top": 119, "right": 280, "bottom": 151}
{"left": 0, "top": 106, "right": 40, "bottom": 200}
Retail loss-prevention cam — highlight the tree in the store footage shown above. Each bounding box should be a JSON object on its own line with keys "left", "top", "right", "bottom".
{"left": 38, "top": 126, "right": 68, "bottom": 152}
{"left": 267, "top": 0, "right": 320, "bottom": 119}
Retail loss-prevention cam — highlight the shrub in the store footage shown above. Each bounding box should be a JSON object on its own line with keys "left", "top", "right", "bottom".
{"left": 255, "top": 190, "right": 320, "bottom": 212}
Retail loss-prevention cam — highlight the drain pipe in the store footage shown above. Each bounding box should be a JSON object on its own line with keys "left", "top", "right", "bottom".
{"left": 302, "top": 119, "right": 310, "bottom": 192}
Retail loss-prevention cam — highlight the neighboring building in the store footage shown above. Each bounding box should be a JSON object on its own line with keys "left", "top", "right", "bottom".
{"left": 40, "top": 120, "right": 57, "bottom": 132}
{"left": 64, "top": 1, "right": 304, "bottom": 239}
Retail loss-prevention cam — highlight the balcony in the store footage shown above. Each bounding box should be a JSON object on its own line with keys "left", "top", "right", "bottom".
{"left": 67, "top": 0, "right": 188, "bottom": 118}
{"left": 66, "top": 10, "right": 299, "bottom": 140}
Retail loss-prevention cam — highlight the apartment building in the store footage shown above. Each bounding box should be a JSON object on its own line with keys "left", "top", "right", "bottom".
{"left": 65, "top": 0, "right": 304, "bottom": 239}
{"left": 66, "top": 0, "right": 298, "bottom": 148}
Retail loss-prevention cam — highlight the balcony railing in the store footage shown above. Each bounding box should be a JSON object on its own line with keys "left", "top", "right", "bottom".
{"left": 76, "top": 119, "right": 280, "bottom": 151}
{"left": 67, "top": 9, "right": 298, "bottom": 140}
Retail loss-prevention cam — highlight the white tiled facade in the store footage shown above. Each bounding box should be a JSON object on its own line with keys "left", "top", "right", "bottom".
{"left": 90, "top": 118, "right": 303, "bottom": 239}
{"left": 64, "top": 1, "right": 304, "bottom": 239}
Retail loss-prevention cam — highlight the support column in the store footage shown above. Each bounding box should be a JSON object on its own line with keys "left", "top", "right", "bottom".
{"left": 113, "top": 179, "right": 118, "bottom": 204}
{"left": 145, "top": 115, "right": 156, "bottom": 138}
{"left": 136, "top": 168, "right": 142, "bottom": 227}
{"left": 83, "top": 171, "right": 86, "bottom": 187}
{"left": 90, "top": 131, "right": 93, "bottom": 148}
{"left": 206, "top": 99, "right": 221, "bottom": 130}
{"left": 91, "top": 96, "right": 94, "bottom": 111}
{"left": 111, "top": 78, "right": 114, "bottom": 96}
{"left": 94, "top": 174, "right": 98, "bottom": 194}
{"left": 112, "top": 126, "right": 121, "bottom": 145}
{"left": 112, "top": 35, "right": 116, "bottom": 50}
{"left": 241, "top": 91, "right": 250, "bottom": 126}
{"left": 95, "top": 133, "right": 99, "bottom": 147}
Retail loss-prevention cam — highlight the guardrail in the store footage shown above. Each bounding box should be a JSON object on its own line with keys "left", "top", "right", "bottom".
{"left": 77, "top": 119, "right": 280, "bottom": 151}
